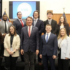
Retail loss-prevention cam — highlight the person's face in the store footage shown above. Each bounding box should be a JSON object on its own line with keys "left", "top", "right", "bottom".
{"left": 45, "top": 26, "right": 52, "bottom": 33}
{"left": 10, "top": 27, "right": 15, "bottom": 34}
{"left": 47, "top": 13, "right": 53, "bottom": 19}
{"left": 60, "top": 16, "right": 64, "bottom": 23}
{"left": 34, "top": 12, "right": 38, "bottom": 19}
{"left": 3, "top": 15, "right": 7, "bottom": 21}
{"left": 17, "top": 12, "right": 22, "bottom": 19}
{"left": 60, "top": 29, "right": 66, "bottom": 36}
{"left": 26, "top": 18, "right": 33, "bottom": 26}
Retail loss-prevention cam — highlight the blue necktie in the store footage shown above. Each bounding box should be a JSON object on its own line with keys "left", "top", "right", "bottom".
{"left": 46, "top": 34, "right": 48, "bottom": 43}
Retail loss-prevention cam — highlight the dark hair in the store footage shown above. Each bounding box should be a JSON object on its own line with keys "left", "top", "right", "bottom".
{"left": 47, "top": 11, "right": 53, "bottom": 15}
{"left": 9, "top": 25, "right": 17, "bottom": 36}
{"left": 0, "top": 32, "right": 3, "bottom": 43}
{"left": 59, "top": 16, "right": 67, "bottom": 25}
{"left": 33, "top": 10, "right": 40, "bottom": 18}
{"left": 26, "top": 16, "right": 33, "bottom": 21}
{"left": 17, "top": 11, "right": 22, "bottom": 15}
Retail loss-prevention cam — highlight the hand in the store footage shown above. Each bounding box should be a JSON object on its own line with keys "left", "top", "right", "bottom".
{"left": 40, "top": 54, "right": 42, "bottom": 59}
{"left": 8, "top": 51, "right": 12, "bottom": 55}
{"left": 21, "top": 49, "right": 24, "bottom": 55}
{"left": 10, "top": 51, "right": 14, "bottom": 55}
{"left": 52, "top": 55, "right": 57, "bottom": 59}
{"left": 65, "top": 57, "right": 68, "bottom": 60}
{"left": 36, "top": 50, "right": 39, "bottom": 55}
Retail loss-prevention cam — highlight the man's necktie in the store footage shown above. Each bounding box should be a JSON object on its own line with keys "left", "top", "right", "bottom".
{"left": 28, "top": 26, "right": 31, "bottom": 37}
{"left": 5, "top": 21, "right": 7, "bottom": 33}
{"left": 46, "top": 34, "right": 48, "bottom": 43}
{"left": 20, "top": 20, "right": 24, "bottom": 27}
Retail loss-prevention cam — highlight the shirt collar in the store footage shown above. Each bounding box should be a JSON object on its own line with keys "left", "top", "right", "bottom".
{"left": 46, "top": 32, "right": 51, "bottom": 35}
{"left": 34, "top": 18, "right": 38, "bottom": 21}
{"left": 48, "top": 19, "right": 52, "bottom": 21}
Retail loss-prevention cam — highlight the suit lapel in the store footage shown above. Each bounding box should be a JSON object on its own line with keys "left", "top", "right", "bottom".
{"left": 26, "top": 26, "right": 29, "bottom": 37}
{"left": 35, "top": 19, "right": 39, "bottom": 26}
{"left": 47, "top": 33, "right": 52, "bottom": 43}
{"left": 30, "top": 26, "right": 34, "bottom": 37}
{"left": 44, "top": 33, "right": 52, "bottom": 43}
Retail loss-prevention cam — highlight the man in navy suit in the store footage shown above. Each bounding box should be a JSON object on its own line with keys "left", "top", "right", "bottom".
{"left": 33, "top": 10, "right": 44, "bottom": 64}
{"left": 40, "top": 24, "right": 58, "bottom": 70}
{"left": 13, "top": 11, "right": 26, "bottom": 36}
{"left": 13, "top": 11, "right": 26, "bottom": 62}
{"left": 21, "top": 16, "right": 39, "bottom": 70}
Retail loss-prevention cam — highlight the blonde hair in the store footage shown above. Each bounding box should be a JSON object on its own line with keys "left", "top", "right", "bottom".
{"left": 58, "top": 28, "right": 67, "bottom": 39}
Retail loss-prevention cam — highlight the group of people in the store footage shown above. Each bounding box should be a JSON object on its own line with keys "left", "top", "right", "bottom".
{"left": 0, "top": 10, "right": 70, "bottom": 70}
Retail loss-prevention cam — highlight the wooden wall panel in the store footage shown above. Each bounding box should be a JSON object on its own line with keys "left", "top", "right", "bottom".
{"left": 52, "top": 14, "right": 70, "bottom": 26}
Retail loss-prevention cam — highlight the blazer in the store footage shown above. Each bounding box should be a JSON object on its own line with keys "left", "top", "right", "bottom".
{"left": 44, "top": 19, "right": 57, "bottom": 34}
{"left": 56, "top": 24, "right": 69, "bottom": 36}
{"left": 33, "top": 19, "right": 44, "bottom": 36}
{"left": 0, "top": 20, "right": 12, "bottom": 34}
{"left": 13, "top": 19, "right": 26, "bottom": 36}
{"left": 58, "top": 37, "right": 70, "bottom": 59}
{"left": 58, "top": 36, "right": 70, "bottom": 59}
{"left": 40, "top": 33, "right": 58, "bottom": 56}
{"left": 21, "top": 26, "right": 39, "bottom": 52}
{"left": 4, "top": 34, "right": 20, "bottom": 57}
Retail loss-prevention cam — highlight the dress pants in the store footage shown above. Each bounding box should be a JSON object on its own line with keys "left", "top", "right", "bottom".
{"left": 58, "top": 53, "right": 69, "bottom": 70}
{"left": 42, "top": 54, "right": 55, "bottom": 70}
{"left": 24, "top": 51, "right": 35, "bottom": 70}
{"left": 5, "top": 56, "right": 18, "bottom": 70}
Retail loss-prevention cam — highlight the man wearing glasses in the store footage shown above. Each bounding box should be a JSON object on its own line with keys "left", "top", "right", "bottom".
{"left": 13, "top": 11, "right": 26, "bottom": 62}
{"left": 13, "top": 11, "right": 26, "bottom": 36}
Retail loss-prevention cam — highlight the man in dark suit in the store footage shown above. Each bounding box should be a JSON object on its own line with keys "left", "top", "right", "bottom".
{"left": 13, "top": 11, "right": 26, "bottom": 36}
{"left": 32, "top": 10, "right": 44, "bottom": 64}
{"left": 40, "top": 24, "right": 58, "bottom": 70}
{"left": 13, "top": 11, "right": 26, "bottom": 62}
{"left": 21, "top": 16, "right": 39, "bottom": 70}
{"left": 44, "top": 11, "right": 57, "bottom": 34}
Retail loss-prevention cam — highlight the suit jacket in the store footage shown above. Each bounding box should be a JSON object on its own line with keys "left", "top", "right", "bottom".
{"left": 58, "top": 37, "right": 70, "bottom": 59}
{"left": 21, "top": 26, "right": 39, "bottom": 52}
{"left": 44, "top": 19, "right": 57, "bottom": 34}
{"left": 40, "top": 33, "right": 58, "bottom": 56}
{"left": 33, "top": 19, "right": 44, "bottom": 36}
{"left": 0, "top": 20, "right": 12, "bottom": 34}
{"left": 4, "top": 34, "right": 20, "bottom": 57}
{"left": 56, "top": 24, "right": 69, "bottom": 36}
{"left": 13, "top": 19, "right": 26, "bottom": 36}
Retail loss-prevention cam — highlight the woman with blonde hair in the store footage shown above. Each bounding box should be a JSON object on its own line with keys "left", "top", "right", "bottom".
{"left": 58, "top": 28, "right": 70, "bottom": 70}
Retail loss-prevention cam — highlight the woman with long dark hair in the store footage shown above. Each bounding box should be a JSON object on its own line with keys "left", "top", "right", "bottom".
{"left": 0, "top": 32, "right": 4, "bottom": 68}
{"left": 56, "top": 16, "right": 69, "bottom": 36}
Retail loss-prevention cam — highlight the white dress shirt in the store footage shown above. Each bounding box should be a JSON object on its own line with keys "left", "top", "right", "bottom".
{"left": 34, "top": 18, "right": 38, "bottom": 26}
{"left": 48, "top": 19, "right": 52, "bottom": 25}
{"left": 45, "top": 32, "right": 51, "bottom": 40}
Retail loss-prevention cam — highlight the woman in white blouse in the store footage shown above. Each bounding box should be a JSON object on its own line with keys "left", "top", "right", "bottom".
{"left": 58, "top": 28, "right": 70, "bottom": 70}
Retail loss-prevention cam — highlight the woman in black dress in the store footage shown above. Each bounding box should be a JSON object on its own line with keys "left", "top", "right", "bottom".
{"left": 0, "top": 32, "right": 4, "bottom": 68}
{"left": 56, "top": 16, "right": 69, "bottom": 36}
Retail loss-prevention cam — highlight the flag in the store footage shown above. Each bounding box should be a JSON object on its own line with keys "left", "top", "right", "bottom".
{"left": 2, "top": 11, "right": 11, "bottom": 22}
{"left": 63, "top": 12, "right": 67, "bottom": 22}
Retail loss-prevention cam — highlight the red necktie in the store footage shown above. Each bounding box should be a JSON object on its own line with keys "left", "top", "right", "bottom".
{"left": 28, "top": 26, "right": 31, "bottom": 37}
{"left": 20, "top": 20, "right": 24, "bottom": 27}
